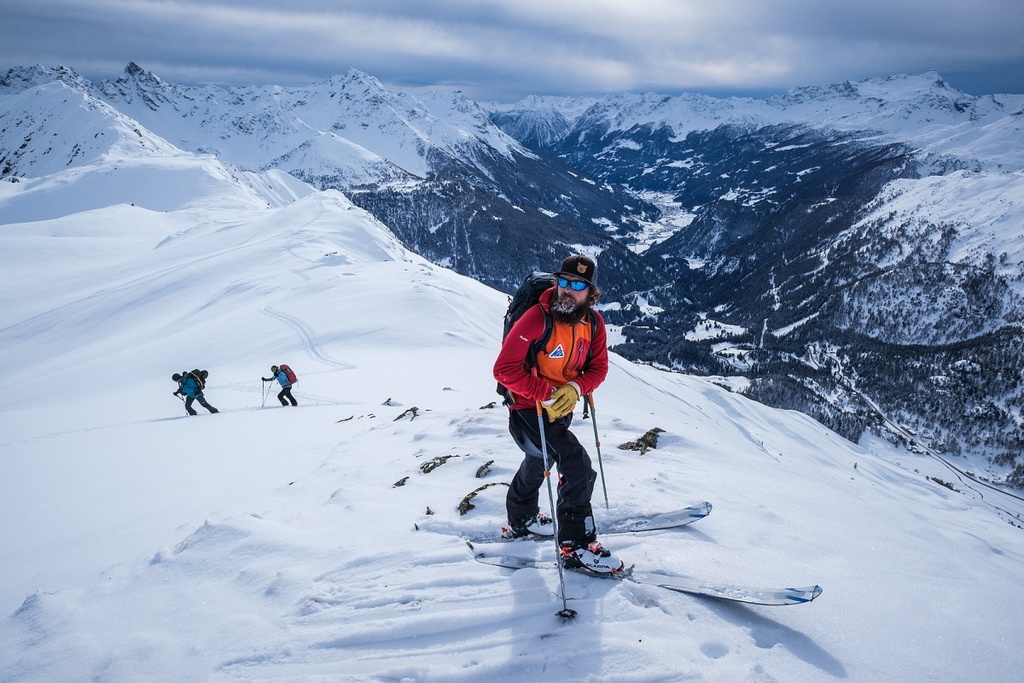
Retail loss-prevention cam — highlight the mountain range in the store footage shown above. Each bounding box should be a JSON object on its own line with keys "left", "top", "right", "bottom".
{"left": 3, "top": 62, "right": 1023, "bottom": 487}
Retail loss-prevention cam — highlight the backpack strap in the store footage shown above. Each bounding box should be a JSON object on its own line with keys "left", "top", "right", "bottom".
{"left": 511, "top": 310, "right": 598, "bottom": 404}
{"left": 187, "top": 369, "right": 206, "bottom": 390}
{"left": 499, "top": 304, "right": 552, "bottom": 406}
{"left": 498, "top": 300, "right": 597, "bottom": 406}
{"left": 526, "top": 308, "right": 554, "bottom": 372}
{"left": 585, "top": 313, "right": 598, "bottom": 370}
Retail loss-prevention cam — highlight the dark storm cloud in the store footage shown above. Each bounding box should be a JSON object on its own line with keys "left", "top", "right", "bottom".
{"left": 2, "top": 0, "right": 1023, "bottom": 100}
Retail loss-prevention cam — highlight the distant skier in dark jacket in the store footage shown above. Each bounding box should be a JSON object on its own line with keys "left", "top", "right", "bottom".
{"left": 262, "top": 365, "right": 297, "bottom": 406}
{"left": 172, "top": 370, "right": 219, "bottom": 415}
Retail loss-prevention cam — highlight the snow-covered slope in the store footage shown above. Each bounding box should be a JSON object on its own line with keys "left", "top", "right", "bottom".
{"left": 1, "top": 153, "right": 1023, "bottom": 682}
{"left": 0, "top": 80, "right": 179, "bottom": 176}
{"left": 484, "top": 95, "right": 594, "bottom": 152}
{"left": 0, "top": 79, "right": 313, "bottom": 223}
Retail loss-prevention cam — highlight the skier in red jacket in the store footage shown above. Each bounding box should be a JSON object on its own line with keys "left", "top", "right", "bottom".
{"left": 493, "top": 254, "right": 621, "bottom": 573}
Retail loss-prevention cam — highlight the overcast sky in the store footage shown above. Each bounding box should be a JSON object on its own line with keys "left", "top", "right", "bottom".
{"left": 3, "top": 0, "right": 1023, "bottom": 102}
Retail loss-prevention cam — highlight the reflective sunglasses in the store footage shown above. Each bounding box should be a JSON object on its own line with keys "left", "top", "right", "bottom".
{"left": 557, "top": 276, "right": 589, "bottom": 291}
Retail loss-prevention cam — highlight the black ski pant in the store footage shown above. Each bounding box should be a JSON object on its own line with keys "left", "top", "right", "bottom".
{"left": 278, "top": 386, "right": 297, "bottom": 406}
{"left": 185, "top": 392, "right": 218, "bottom": 415}
{"left": 505, "top": 407, "right": 597, "bottom": 546}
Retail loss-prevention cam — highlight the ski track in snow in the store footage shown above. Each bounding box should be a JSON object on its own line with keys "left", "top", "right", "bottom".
{"left": 261, "top": 305, "right": 355, "bottom": 370}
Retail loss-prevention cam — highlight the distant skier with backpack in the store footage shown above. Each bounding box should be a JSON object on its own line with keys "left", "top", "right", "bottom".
{"left": 172, "top": 369, "right": 219, "bottom": 415}
{"left": 493, "top": 254, "right": 621, "bottom": 574}
{"left": 262, "top": 364, "right": 298, "bottom": 406}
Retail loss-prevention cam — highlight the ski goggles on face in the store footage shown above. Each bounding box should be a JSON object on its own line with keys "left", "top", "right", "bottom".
{"left": 557, "top": 277, "right": 589, "bottom": 291}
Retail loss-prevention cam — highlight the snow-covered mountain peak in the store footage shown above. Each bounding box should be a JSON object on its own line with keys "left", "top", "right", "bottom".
{"left": 767, "top": 71, "right": 989, "bottom": 130}
{"left": 320, "top": 67, "right": 385, "bottom": 92}
{"left": 97, "top": 61, "right": 192, "bottom": 113}
{"left": 89, "top": 63, "right": 526, "bottom": 180}
{"left": 567, "top": 90, "right": 761, "bottom": 141}
{"left": 119, "top": 60, "right": 172, "bottom": 90}
{"left": 414, "top": 89, "right": 528, "bottom": 160}
{"left": 772, "top": 71, "right": 953, "bottom": 105}
{"left": 485, "top": 95, "right": 604, "bottom": 151}
{"left": 485, "top": 94, "right": 600, "bottom": 121}
{"left": 537, "top": 72, "right": 1024, "bottom": 170}
{"left": 0, "top": 63, "right": 91, "bottom": 95}
{"left": 0, "top": 80, "right": 182, "bottom": 177}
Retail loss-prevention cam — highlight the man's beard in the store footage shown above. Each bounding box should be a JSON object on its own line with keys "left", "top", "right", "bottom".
{"left": 551, "top": 292, "right": 589, "bottom": 325}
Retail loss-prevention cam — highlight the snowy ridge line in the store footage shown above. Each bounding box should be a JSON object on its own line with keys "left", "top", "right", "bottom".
{"left": 284, "top": 194, "right": 328, "bottom": 266}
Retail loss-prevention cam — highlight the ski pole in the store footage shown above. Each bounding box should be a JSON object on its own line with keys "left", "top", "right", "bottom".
{"left": 261, "top": 380, "right": 269, "bottom": 409}
{"left": 536, "top": 401, "right": 577, "bottom": 620}
{"left": 586, "top": 394, "right": 609, "bottom": 510}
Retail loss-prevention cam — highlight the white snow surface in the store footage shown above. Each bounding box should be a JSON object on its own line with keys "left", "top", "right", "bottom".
{"left": 1, "top": 148, "right": 1023, "bottom": 682}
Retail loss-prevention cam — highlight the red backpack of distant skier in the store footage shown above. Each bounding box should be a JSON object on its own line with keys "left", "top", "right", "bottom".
{"left": 280, "top": 364, "right": 297, "bottom": 384}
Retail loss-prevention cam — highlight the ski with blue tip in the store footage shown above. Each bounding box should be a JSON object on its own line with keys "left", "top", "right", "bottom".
{"left": 602, "top": 501, "right": 712, "bottom": 534}
{"left": 471, "top": 547, "right": 822, "bottom": 606}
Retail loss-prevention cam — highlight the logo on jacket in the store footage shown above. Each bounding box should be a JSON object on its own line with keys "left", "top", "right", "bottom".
{"left": 549, "top": 343, "right": 565, "bottom": 359}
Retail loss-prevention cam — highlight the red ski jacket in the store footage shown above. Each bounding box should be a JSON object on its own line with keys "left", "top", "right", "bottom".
{"left": 493, "top": 288, "right": 609, "bottom": 411}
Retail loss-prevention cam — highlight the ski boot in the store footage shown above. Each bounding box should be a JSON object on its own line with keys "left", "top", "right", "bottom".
{"left": 501, "top": 512, "right": 554, "bottom": 540}
{"left": 559, "top": 540, "right": 624, "bottom": 574}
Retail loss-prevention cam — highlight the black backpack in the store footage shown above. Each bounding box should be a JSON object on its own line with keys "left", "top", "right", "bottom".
{"left": 496, "top": 272, "right": 597, "bottom": 402}
{"left": 502, "top": 272, "right": 555, "bottom": 341}
{"left": 496, "top": 272, "right": 555, "bottom": 399}
{"left": 188, "top": 369, "right": 208, "bottom": 391}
